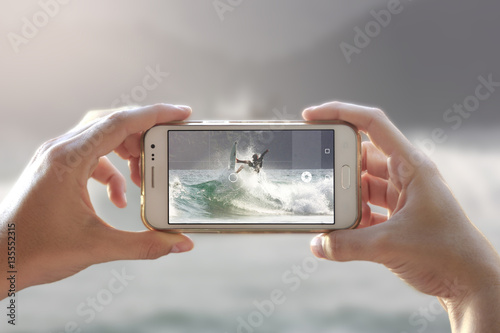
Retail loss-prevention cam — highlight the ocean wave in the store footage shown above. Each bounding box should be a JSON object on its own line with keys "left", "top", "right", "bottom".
{"left": 169, "top": 169, "right": 333, "bottom": 218}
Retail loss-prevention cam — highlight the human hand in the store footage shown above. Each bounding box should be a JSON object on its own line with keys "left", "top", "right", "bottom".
{"left": 0, "top": 104, "right": 194, "bottom": 298}
{"left": 303, "top": 102, "right": 500, "bottom": 331}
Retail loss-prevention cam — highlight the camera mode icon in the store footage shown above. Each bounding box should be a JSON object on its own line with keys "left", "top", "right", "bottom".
{"left": 301, "top": 171, "right": 312, "bottom": 183}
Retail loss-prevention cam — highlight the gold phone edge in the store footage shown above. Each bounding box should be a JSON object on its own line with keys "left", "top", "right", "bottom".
{"left": 140, "top": 120, "right": 362, "bottom": 233}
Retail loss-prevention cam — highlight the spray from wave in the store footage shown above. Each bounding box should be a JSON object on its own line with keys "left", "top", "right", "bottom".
{"left": 169, "top": 169, "right": 333, "bottom": 219}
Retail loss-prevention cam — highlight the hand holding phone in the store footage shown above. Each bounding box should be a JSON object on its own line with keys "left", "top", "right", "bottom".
{"left": 305, "top": 102, "right": 500, "bottom": 332}
{"left": 0, "top": 104, "right": 195, "bottom": 296}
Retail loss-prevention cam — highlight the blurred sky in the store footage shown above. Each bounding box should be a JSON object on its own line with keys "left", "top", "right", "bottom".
{"left": 2, "top": 0, "right": 499, "bottom": 181}
{"left": 1, "top": 1, "right": 500, "bottom": 332}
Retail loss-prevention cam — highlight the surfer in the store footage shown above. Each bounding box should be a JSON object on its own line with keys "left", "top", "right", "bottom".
{"left": 235, "top": 149, "right": 269, "bottom": 173}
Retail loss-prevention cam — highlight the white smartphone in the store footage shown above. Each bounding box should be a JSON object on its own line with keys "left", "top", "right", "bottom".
{"left": 141, "top": 121, "right": 361, "bottom": 232}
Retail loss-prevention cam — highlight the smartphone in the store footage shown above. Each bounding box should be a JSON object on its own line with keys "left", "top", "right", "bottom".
{"left": 141, "top": 121, "right": 361, "bottom": 232}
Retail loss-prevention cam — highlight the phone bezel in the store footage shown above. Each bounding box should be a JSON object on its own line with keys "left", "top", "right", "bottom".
{"left": 141, "top": 121, "right": 361, "bottom": 232}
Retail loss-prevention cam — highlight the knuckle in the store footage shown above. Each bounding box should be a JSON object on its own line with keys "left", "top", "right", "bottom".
{"left": 418, "top": 158, "right": 439, "bottom": 176}
{"left": 371, "top": 107, "right": 387, "bottom": 121}
{"left": 38, "top": 139, "right": 68, "bottom": 163}
{"left": 408, "top": 148, "right": 440, "bottom": 176}
{"left": 152, "top": 102, "right": 169, "bottom": 110}
{"left": 138, "top": 239, "right": 168, "bottom": 260}
{"left": 331, "top": 233, "right": 345, "bottom": 261}
{"left": 107, "top": 109, "right": 129, "bottom": 123}
{"left": 365, "top": 108, "right": 388, "bottom": 132}
{"left": 99, "top": 109, "right": 130, "bottom": 135}
{"left": 46, "top": 143, "right": 67, "bottom": 160}
{"left": 324, "top": 232, "right": 345, "bottom": 261}
{"left": 36, "top": 138, "right": 58, "bottom": 156}
{"left": 328, "top": 101, "right": 342, "bottom": 108}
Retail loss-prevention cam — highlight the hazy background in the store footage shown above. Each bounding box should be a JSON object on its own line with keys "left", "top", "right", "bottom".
{"left": 1, "top": 0, "right": 499, "bottom": 332}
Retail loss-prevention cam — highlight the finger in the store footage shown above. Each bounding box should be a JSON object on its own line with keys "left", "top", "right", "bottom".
{"left": 358, "top": 201, "right": 388, "bottom": 228}
{"left": 362, "top": 141, "right": 389, "bottom": 180}
{"left": 68, "top": 106, "right": 140, "bottom": 139}
{"left": 129, "top": 157, "right": 141, "bottom": 187}
{"left": 86, "top": 104, "right": 192, "bottom": 158}
{"left": 367, "top": 212, "right": 388, "bottom": 227}
{"left": 363, "top": 172, "right": 401, "bottom": 216}
{"left": 310, "top": 224, "right": 389, "bottom": 263}
{"left": 362, "top": 173, "right": 390, "bottom": 208}
{"left": 91, "top": 157, "right": 127, "bottom": 208}
{"left": 92, "top": 226, "right": 194, "bottom": 262}
{"left": 302, "top": 101, "right": 412, "bottom": 158}
{"left": 79, "top": 108, "right": 128, "bottom": 126}
{"left": 359, "top": 180, "right": 389, "bottom": 228}
{"left": 359, "top": 199, "right": 372, "bottom": 227}
{"left": 114, "top": 132, "right": 142, "bottom": 160}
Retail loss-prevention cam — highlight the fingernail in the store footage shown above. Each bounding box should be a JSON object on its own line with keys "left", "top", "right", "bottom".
{"left": 311, "top": 236, "right": 326, "bottom": 259}
{"left": 303, "top": 105, "right": 317, "bottom": 112}
{"left": 171, "top": 240, "right": 193, "bottom": 254}
{"left": 176, "top": 105, "right": 192, "bottom": 113}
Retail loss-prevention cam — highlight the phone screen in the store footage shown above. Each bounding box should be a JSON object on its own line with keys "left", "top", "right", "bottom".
{"left": 168, "top": 130, "right": 334, "bottom": 224}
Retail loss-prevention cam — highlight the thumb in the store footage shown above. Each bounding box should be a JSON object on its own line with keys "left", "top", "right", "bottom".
{"left": 310, "top": 226, "right": 388, "bottom": 263}
{"left": 95, "top": 228, "right": 194, "bottom": 262}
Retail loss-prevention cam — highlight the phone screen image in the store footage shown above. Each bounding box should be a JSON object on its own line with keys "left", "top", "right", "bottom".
{"left": 168, "top": 130, "right": 334, "bottom": 224}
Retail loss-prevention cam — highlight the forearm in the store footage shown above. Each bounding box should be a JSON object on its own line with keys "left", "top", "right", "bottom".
{"left": 446, "top": 282, "right": 500, "bottom": 332}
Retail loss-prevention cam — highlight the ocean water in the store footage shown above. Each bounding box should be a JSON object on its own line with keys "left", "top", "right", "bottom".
{"left": 169, "top": 169, "right": 334, "bottom": 223}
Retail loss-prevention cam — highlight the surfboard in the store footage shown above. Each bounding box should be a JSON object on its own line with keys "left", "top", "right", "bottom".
{"left": 229, "top": 142, "right": 237, "bottom": 171}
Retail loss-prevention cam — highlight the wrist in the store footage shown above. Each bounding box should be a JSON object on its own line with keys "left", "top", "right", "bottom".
{"left": 443, "top": 271, "right": 500, "bottom": 332}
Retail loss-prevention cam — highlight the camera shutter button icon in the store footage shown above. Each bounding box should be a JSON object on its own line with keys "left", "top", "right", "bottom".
{"left": 301, "top": 171, "right": 312, "bottom": 183}
{"left": 228, "top": 173, "right": 239, "bottom": 183}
